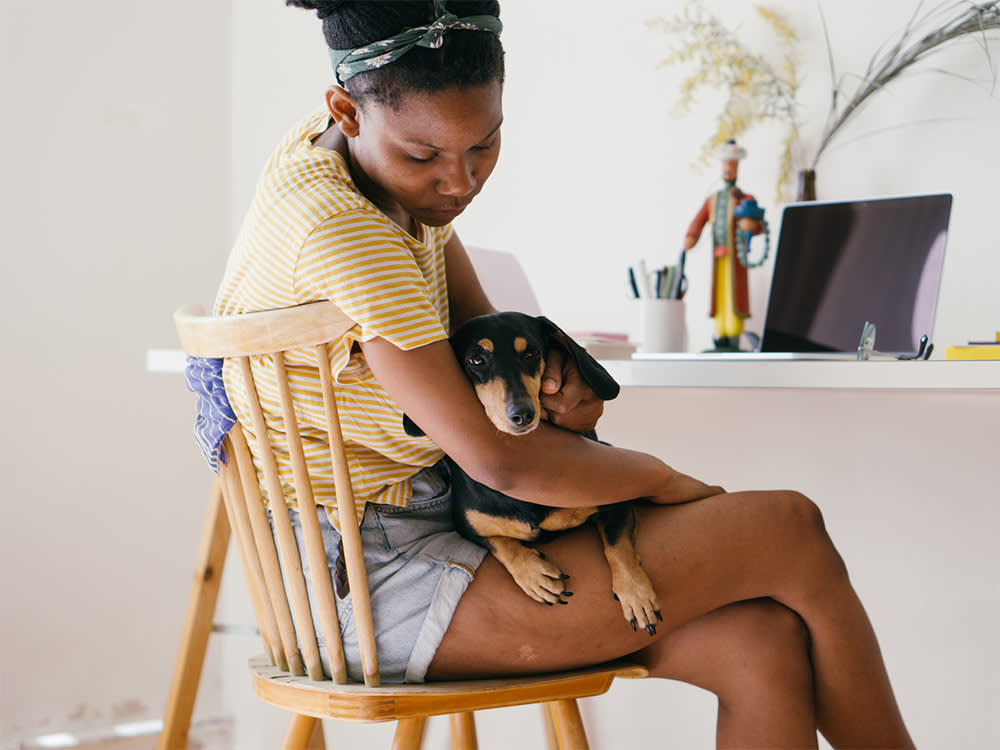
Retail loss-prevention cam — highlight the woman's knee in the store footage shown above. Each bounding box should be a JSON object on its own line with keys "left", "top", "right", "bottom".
{"left": 652, "top": 598, "right": 814, "bottom": 702}
{"left": 715, "top": 599, "right": 813, "bottom": 698}
{"left": 740, "top": 597, "right": 811, "bottom": 657}
{"left": 768, "top": 490, "right": 846, "bottom": 570}
{"left": 767, "top": 489, "right": 825, "bottom": 536}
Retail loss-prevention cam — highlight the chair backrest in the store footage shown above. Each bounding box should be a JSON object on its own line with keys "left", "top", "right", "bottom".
{"left": 174, "top": 301, "right": 382, "bottom": 687}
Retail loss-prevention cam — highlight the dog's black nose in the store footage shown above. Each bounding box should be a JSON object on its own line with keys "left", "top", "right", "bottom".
{"left": 507, "top": 403, "right": 535, "bottom": 427}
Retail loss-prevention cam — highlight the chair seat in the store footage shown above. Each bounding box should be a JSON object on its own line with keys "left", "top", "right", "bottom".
{"left": 250, "top": 655, "right": 649, "bottom": 723}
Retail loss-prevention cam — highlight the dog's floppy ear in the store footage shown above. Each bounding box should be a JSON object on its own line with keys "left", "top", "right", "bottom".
{"left": 535, "top": 316, "right": 620, "bottom": 401}
{"left": 402, "top": 413, "right": 426, "bottom": 437}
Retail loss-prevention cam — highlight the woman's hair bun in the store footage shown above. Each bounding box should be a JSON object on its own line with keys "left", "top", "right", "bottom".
{"left": 284, "top": 1, "right": 347, "bottom": 20}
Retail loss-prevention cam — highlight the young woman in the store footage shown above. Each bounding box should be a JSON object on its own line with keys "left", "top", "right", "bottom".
{"left": 214, "top": 2, "right": 915, "bottom": 747}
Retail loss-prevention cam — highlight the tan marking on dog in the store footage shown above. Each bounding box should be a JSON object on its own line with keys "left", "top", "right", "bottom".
{"left": 476, "top": 338, "right": 494, "bottom": 352}
{"left": 597, "top": 517, "right": 661, "bottom": 632}
{"left": 514, "top": 336, "right": 528, "bottom": 353}
{"left": 473, "top": 379, "right": 515, "bottom": 433}
{"left": 519, "top": 370, "right": 543, "bottom": 431}
{"left": 466, "top": 509, "right": 539, "bottom": 541}
{"left": 486, "top": 536, "right": 567, "bottom": 604}
{"left": 538, "top": 506, "right": 598, "bottom": 531}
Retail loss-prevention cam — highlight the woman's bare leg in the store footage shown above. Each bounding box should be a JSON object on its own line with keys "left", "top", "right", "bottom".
{"left": 429, "top": 490, "right": 914, "bottom": 749}
{"left": 636, "top": 598, "right": 818, "bottom": 749}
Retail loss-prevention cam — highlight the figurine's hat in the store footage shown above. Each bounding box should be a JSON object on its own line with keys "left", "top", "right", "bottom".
{"left": 717, "top": 139, "right": 747, "bottom": 161}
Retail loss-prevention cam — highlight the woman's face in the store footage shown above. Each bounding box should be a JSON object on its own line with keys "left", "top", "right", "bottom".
{"left": 348, "top": 80, "right": 503, "bottom": 228}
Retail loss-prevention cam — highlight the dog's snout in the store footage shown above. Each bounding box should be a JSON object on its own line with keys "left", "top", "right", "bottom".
{"left": 507, "top": 402, "right": 535, "bottom": 428}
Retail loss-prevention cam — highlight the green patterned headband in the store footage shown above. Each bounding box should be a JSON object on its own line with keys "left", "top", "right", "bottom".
{"left": 328, "top": 0, "right": 503, "bottom": 85}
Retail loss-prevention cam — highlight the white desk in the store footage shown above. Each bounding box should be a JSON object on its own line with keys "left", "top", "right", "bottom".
{"left": 599, "top": 358, "right": 1000, "bottom": 390}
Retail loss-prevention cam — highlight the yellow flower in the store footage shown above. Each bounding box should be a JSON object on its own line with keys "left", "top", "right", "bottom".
{"left": 756, "top": 6, "right": 798, "bottom": 44}
{"left": 650, "top": 0, "right": 802, "bottom": 201}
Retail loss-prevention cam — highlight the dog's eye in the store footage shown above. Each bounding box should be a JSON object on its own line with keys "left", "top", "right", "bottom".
{"left": 521, "top": 350, "right": 539, "bottom": 360}
{"left": 468, "top": 355, "right": 487, "bottom": 367}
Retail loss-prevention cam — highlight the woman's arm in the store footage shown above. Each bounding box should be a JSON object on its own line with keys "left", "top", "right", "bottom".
{"left": 444, "top": 233, "right": 494, "bottom": 330}
{"left": 361, "top": 334, "right": 720, "bottom": 508}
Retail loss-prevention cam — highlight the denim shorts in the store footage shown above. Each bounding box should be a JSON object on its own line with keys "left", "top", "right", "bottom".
{"left": 284, "top": 459, "right": 487, "bottom": 683}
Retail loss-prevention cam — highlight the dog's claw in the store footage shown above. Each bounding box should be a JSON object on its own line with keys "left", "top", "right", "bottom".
{"left": 612, "top": 593, "right": 619, "bottom": 601}
{"left": 655, "top": 610, "right": 663, "bottom": 622}
{"left": 645, "top": 624, "right": 657, "bottom": 636}
{"left": 630, "top": 618, "right": 637, "bottom": 632}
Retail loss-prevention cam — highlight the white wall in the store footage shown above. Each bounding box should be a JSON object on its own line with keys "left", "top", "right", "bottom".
{"left": 0, "top": 2, "right": 231, "bottom": 745}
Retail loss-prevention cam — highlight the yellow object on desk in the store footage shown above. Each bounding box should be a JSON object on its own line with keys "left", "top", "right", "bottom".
{"left": 945, "top": 334, "right": 1000, "bottom": 360}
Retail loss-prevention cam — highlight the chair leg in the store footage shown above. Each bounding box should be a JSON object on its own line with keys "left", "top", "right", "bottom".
{"left": 306, "top": 719, "right": 326, "bottom": 750}
{"left": 158, "top": 478, "right": 231, "bottom": 750}
{"left": 281, "top": 714, "right": 325, "bottom": 750}
{"left": 541, "top": 703, "right": 560, "bottom": 750}
{"left": 547, "top": 700, "right": 590, "bottom": 750}
{"left": 392, "top": 716, "right": 427, "bottom": 750}
{"left": 449, "top": 712, "right": 478, "bottom": 750}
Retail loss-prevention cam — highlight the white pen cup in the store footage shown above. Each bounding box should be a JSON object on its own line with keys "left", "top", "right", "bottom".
{"left": 636, "top": 298, "right": 687, "bottom": 353}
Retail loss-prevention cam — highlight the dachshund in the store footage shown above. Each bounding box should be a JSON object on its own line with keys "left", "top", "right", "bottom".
{"left": 403, "top": 312, "right": 662, "bottom": 635}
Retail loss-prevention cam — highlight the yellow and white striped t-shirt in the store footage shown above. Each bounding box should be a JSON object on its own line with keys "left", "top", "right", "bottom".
{"left": 215, "top": 108, "right": 451, "bottom": 526}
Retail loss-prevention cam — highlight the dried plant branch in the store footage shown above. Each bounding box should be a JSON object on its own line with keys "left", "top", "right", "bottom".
{"left": 817, "top": 3, "right": 839, "bottom": 149}
{"left": 812, "top": 0, "right": 1000, "bottom": 168}
{"left": 650, "top": 1, "right": 1000, "bottom": 197}
{"left": 649, "top": 1, "right": 802, "bottom": 198}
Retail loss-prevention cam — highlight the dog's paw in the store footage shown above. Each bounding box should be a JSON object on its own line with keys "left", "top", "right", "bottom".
{"left": 506, "top": 547, "right": 572, "bottom": 606}
{"left": 612, "top": 571, "right": 662, "bottom": 636}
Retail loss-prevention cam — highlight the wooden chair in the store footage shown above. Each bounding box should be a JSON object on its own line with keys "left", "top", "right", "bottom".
{"left": 171, "top": 301, "right": 646, "bottom": 749}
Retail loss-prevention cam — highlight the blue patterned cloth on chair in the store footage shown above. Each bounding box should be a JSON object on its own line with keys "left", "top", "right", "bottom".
{"left": 184, "top": 356, "right": 237, "bottom": 473}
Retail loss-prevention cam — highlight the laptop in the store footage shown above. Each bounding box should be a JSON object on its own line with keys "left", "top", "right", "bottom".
{"left": 636, "top": 193, "right": 952, "bottom": 360}
{"left": 760, "top": 193, "right": 951, "bottom": 358}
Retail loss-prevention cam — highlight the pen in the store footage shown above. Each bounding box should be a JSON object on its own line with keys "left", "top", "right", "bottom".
{"left": 661, "top": 267, "right": 676, "bottom": 299}
{"left": 627, "top": 267, "right": 641, "bottom": 298}
{"left": 669, "top": 250, "right": 687, "bottom": 299}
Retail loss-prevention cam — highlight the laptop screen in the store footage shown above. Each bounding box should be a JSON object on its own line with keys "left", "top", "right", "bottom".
{"left": 760, "top": 194, "right": 952, "bottom": 356}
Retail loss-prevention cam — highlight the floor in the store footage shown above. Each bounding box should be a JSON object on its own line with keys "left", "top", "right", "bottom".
{"left": 12, "top": 720, "right": 231, "bottom": 750}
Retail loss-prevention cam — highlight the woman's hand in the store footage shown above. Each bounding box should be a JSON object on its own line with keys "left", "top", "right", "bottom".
{"left": 540, "top": 347, "right": 605, "bottom": 433}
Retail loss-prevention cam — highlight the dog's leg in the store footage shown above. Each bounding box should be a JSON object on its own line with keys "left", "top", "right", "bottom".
{"left": 595, "top": 506, "right": 662, "bottom": 635}
{"left": 484, "top": 536, "right": 571, "bottom": 606}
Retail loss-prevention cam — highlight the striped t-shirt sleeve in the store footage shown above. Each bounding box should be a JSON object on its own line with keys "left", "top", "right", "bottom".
{"left": 297, "top": 208, "right": 448, "bottom": 351}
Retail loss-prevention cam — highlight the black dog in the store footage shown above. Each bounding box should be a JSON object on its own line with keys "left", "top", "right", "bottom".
{"left": 404, "top": 312, "right": 662, "bottom": 635}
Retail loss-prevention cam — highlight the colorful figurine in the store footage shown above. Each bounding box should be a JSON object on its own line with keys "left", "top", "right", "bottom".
{"left": 683, "top": 139, "right": 765, "bottom": 352}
